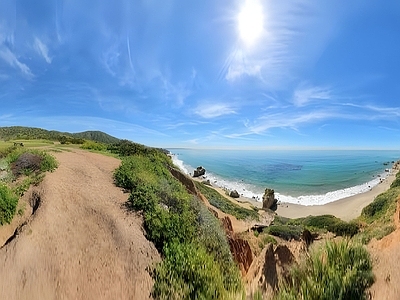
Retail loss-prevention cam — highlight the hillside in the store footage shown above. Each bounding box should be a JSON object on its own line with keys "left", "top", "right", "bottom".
{"left": 0, "top": 126, "right": 120, "bottom": 144}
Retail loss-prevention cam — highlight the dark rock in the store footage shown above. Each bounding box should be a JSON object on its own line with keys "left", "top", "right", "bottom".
{"left": 230, "top": 190, "right": 240, "bottom": 198}
{"left": 262, "top": 188, "right": 277, "bottom": 210}
{"left": 193, "top": 166, "right": 206, "bottom": 177}
{"left": 301, "top": 229, "right": 313, "bottom": 247}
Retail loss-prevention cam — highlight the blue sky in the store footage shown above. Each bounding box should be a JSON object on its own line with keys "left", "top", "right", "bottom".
{"left": 1, "top": 0, "right": 400, "bottom": 149}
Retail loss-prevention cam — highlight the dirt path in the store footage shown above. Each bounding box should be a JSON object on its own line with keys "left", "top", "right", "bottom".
{"left": 368, "top": 199, "right": 400, "bottom": 299}
{"left": 0, "top": 149, "right": 160, "bottom": 299}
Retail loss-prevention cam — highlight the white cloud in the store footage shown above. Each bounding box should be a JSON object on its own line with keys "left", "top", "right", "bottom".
{"left": 194, "top": 103, "right": 237, "bottom": 119}
{"left": 292, "top": 85, "right": 332, "bottom": 106}
{"left": 0, "top": 47, "right": 33, "bottom": 78}
{"left": 34, "top": 37, "right": 52, "bottom": 64}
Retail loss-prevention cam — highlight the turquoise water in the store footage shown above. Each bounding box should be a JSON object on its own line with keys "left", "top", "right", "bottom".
{"left": 169, "top": 149, "right": 399, "bottom": 205}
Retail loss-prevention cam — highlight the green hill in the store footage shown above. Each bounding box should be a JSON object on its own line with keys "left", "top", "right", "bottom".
{"left": 0, "top": 126, "right": 120, "bottom": 144}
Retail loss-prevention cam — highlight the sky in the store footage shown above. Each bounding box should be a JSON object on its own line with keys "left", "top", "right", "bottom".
{"left": 1, "top": 0, "right": 400, "bottom": 149}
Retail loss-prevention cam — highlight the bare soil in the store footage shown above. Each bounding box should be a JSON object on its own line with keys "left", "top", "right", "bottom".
{"left": 368, "top": 198, "right": 400, "bottom": 299}
{"left": 0, "top": 149, "right": 160, "bottom": 300}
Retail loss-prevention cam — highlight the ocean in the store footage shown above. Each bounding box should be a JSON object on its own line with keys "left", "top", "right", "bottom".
{"left": 169, "top": 149, "right": 400, "bottom": 206}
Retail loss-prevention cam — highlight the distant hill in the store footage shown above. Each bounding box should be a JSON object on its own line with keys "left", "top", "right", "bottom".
{"left": 0, "top": 126, "right": 120, "bottom": 144}
{"left": 72, "top": 131, "right": 120, "bottom": 144}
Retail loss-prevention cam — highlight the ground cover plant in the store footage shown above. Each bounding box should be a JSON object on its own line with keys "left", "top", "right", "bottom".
{"left": 353, "top": 180, "right": 400, "bottom": 244}
{"left": 113, "top": 147, "right": 243, "bottom": 299}
{"left": 275, "top": 240, "right": 374, "bottom": 300}
{"left": 195, "top": 181, "right": 259, "bottom": 221}
{"left": 0, "top": 145, "right": 58, "bottom": 225}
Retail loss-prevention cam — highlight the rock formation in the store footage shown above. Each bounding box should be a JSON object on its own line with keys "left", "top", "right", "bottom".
{"left": 193, "top": 166, "right": 206, "bottom": 177}
{"left": 229, "top": 190, "right": 240, "bottom": 198}
{"left": 262, "top": 188, "right": 277, "bottom": 210}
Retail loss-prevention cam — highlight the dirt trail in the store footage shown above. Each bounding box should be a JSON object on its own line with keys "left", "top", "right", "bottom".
{"left": 0, "top": 149, "right": 160, "bottom": 300}
{"left": 368, "top": 198, "right": 400, "bottom": 299}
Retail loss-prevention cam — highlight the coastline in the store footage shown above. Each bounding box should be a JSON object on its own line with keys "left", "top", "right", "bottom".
{"left": 196, "top": 170, "right": 397, "bottom": 222}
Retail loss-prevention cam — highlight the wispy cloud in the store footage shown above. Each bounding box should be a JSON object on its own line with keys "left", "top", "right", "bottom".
{"left": 34, "top": 37, "right": 52, "bottom": 64}
{"left": 0, "top": 47, "right": 33, "bottom": 78}
{"left": 194, "top": 102, "right": 237, "bottom": 119}
{"left": 292, "top": 84, "right": 332, "bottom": 106}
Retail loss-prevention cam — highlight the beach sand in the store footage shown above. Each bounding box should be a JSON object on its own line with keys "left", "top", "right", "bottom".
{"left": 275, "top": 171, "right": 397, "bottom": 222}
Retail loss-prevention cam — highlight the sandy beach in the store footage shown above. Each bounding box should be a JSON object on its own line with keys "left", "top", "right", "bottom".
{"left": 275, "top": 170, "right": 397, "bottom": 221}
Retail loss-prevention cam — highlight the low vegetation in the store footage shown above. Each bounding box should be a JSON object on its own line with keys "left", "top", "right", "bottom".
{"left": 266, "top": 214, "right": 359, "bottom": 241}
{"left": 0, "top": 183, "right": 19, "bottom": 225}
{"left": 276, "top": 240, "right": 374, "bottom": 300}
{"left": 0, "top": 145, "right": 58, "bottom": 225}
{"left": 113, "top": 143, "right": 243, "bottom": 299}
{"left": 353, "top": 174, "right": 400, "bottom": 243}
{"left": 195, "top": 181, "right": 259, "bottom": 221}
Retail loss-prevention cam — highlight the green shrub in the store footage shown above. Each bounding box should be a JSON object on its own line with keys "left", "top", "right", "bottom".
{"left": 276, "top": 240, "right": 374, "bottom": 300}
{"left": 290, "top": 215, "right": 359, "bottom": 237}
{"left": 114, "top": 154, "right": 243, "bottom": 298}
{"left": 195, "top": 182, "right": 259, "bottom": 220}
{"left": 0, "top": 184, "right": 18, "bottom": 225}
{"left": 152, "top": 242, "right": 237, "bottom": 300}
{"left": 264, "top": 225, "right": 302, "bottom": 241}
{"left": 80, "top": 141, "right": 107, "bottom": 151}
{"left": 361, "top": 187, "right": 400, "bottom": 221}
{"left": 390, "top": 172, "right": 400, "bottom": 188}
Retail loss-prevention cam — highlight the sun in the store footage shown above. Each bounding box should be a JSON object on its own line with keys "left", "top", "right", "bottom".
{"left": 238, "top": 0, "right": 264, "bottom": 47}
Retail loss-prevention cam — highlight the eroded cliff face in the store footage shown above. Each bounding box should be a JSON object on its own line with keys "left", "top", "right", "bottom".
{"left": 222, "top": 216, "right": 254, "bottom": 275}
{"left": 245, "top": 240, "right": 306, "bottom": 299}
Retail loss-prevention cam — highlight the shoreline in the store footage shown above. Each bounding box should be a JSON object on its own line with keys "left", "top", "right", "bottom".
{"left": 196, "top": 169, "right": 398, "bottom": 222}
{"left": 275, "top": 170, "right": 396, "bottom": 222}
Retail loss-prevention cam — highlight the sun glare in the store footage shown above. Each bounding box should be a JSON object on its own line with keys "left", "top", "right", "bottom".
{"left": 238, "top": 0, "right": 264, "bottom": 47}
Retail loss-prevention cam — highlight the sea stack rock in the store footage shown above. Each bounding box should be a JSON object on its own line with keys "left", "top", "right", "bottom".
{"left": 262, "top": 188, "right": 277, "bottom": 210}
{"left": 193, "top": 166, "right": 206, "bottom": 177}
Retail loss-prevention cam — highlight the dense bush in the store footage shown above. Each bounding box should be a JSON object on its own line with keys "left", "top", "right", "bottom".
{"left": 264, "top": 225, "right": 302, "bottom": 241}
{"left": 80, "top": 141, "right": 107, "bottom": 151}
{"left": 114, "top": 154, "right": 243, "bottom": 298}
{"left": 0, "top": 184, "right": 18, "bottom": 225}
{"left": 195, "top": 182, "right": 259, "bottom": 220}
{"left": 152, "top": 242, "right": 229, "bottom": 300}
{"left": 289, "top": 215, "right": 359, "bottom": 237}
{"left": 276, "top": 240, "right": 374, "bottom": 300}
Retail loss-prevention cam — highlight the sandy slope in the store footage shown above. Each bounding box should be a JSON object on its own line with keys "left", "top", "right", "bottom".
{"left": 0, "top": 149, "right": 160, "bottom": 300}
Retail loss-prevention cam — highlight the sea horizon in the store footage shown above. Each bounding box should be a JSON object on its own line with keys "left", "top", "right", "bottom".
{"left": 169, "top": 149, "right": 400, "bottom": 206}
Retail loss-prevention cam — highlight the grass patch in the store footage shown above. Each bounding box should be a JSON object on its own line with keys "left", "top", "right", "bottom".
{"left": 195, "top": 181, "right": 259, "bottom": 221}
{"left": 275, "top": 240, "right": 374, "bottom": 300}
